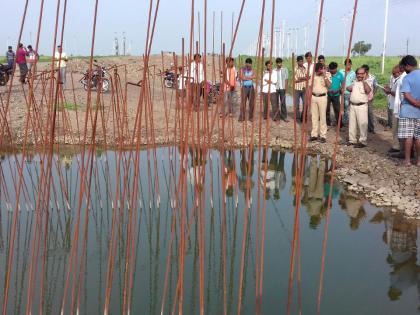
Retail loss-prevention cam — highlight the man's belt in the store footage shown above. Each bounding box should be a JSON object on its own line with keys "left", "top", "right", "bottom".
{"left": 312, "top": 93, "right": 326, "bottom": 97}
{"left": 350, "top": 101, "right": 367, "bottom": 106}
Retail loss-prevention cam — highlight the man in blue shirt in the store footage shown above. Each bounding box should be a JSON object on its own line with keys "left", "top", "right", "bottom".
{"left": 239, "top": 58, "right": 256, "bottom": 122}
{"left": 398, "top": 55, "right": 420, "bottom": 166}
{"left": 327, "top": 62, "right": 344, "bottom": 128}
{"left": 6, "top": 46, "right": 15, "bottom": 69}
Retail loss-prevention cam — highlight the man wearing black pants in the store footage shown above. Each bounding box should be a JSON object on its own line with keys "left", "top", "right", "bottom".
{"left": 326, "top": 62, "right": 344, "bottom": 127}
{"left": 294, "top": 55, "right": 307, "bottom": 122}
{"left": 275, "top": 57, "right": 289, "bottom": 122}
{"left": 239, "top": 58, "right": 256, "bottom": 121}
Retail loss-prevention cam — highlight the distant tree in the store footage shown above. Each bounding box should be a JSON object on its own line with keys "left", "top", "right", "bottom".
{"left": 351, "top": 41, "right": 372, "bottom": 56}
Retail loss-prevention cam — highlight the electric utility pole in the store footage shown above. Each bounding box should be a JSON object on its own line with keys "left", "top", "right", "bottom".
{"left": 381, "top": 0, "right": 389, "bottom": 74}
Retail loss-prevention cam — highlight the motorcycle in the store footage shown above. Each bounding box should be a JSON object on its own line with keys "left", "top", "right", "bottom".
{"left": 207, "top": 81, "right": 221, "bottom": 104}
{"left": 80, "top": 63, "right": 110, "bottom": 92}
{"left": 0, "top": 63, "right": 13, "bottom": 86}
{"left": 163, "top": 70, "right": 177, "bottom": 88}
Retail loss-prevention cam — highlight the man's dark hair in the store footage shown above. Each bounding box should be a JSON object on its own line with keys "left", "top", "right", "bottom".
{"left": 328, "top": 62, "right": 338, "bottom": 70}
{"left": 265, "top": 60, "right": 272, "bottom": 67}
{"left": 297, "top": 55, "right": 304, "bottom": 62}
{"left": 361, "top": 64, "right": 369, "bottom": 72}
{"left": 193, "top": 53, "right": 201, "bottom": 59}
{"left": 19, "top": 43, "right": 23, "bottom": 48}
{"left": 57, "top": 45, "right": 62, "bottom": 48}
{"left": 315, "top": 62, "right": 324, "bottom": 72}
{"left": 355, "top": 67, "right": 365, "bottom": 74}
{"left": 344, "top": 58, "right": 352, "bottom": 66}
{"left": 28, "top": 45, "right": 33, "bottom": 50}
{"left": 276, "top": 57, "right": 283, "bottom": 63}
{"left": 245, "top": 58, "right": 252, "bottom": 64}
{"left": 8, "top": 46, "right": 12, "bottom": 50}
{"left": 400, "top": 55, "right": 418, "bottom": 67}
{"left": 318, "top": 55, "right": 325, "bottom": 61}
{"left": 305, "top": 51, "right": 312, "bottom": 58}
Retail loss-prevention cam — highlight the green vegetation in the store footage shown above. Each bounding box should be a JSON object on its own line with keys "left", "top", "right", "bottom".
{"left": 351, "top": 41, "right": 372, "bottom": 56}
{"left": 59, "top": 102, "right": 79, "bottom": 111}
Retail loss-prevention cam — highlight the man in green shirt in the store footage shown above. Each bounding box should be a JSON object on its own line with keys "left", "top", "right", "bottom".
{"left": 339, "top": 59, "right": 356, "bottom": 127}
{"left": 327, "top": 62, "right": 344, "bottom": 128}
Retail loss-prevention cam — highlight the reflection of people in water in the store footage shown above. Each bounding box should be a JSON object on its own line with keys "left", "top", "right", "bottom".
{"left": 59, "top": 154, "right": 74, "bottom": 170}
{"left": 268, "top": 150, "right": 286, "bottom": 200}
{"left": 290, "top": 153, "right": 309, "bottom": 206}
{"left": 260, "top": 149, "right": 275, "bottom": 200}
{"left": 339, "top": 191, "right": 366, "bottom": 230}
{"left": 224, "top": 150, "right": 237, "bottom": 198}
{"left": 238, "top": 149, "right": 255, "bottom": 194}
{"left": 378, "top": 211, "right": 420, "bottom": 303}
{"left": 323, "top": 159, "right": 340, "bottom": 204}
{"left": 187, "top": 147, "right": 207, "bottom": 191}
{"left": 302, "top": 156, "right": 327, "bottom": 229}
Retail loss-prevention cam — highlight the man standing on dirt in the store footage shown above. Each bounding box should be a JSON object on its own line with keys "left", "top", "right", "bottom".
{"left": 309, "top": 62, "right": 331, "bottom": 143}
{"left": 27, "top": 45, "right": 38, "bottom": 75}
{"left": 340, "top": 58, "right": 356, "bottom": 127}
{"left": 221, "top": 57, "right": 237, "bottom": 118}
{"left": 189, "top": 53, "right": 204, "bottom": 111}
{"left": 16, "top": 43, "right": 28, "bottom": 84}
{"left": 54, "top": 45, "right": 68, "bottom": 86}
{"left": 398, "top": 55, "right": 420, "bottom": 167}
{"left": 327, "top": 62, "right": 344, "bottom": 128}
{"left": 262, "top": 60, "right": 278, "bottom": 121}
{"left": 346, "top": 67, "right": 372, "bottom": 148}
{"left": 275, "top": 57, "right": 289, "bottom": 122}
{"left": 238, "top": 58, "right": 255, "bottom": 122}
{"left": 6, "top": 46, "right": 15, "bottom": 69}
{"left": 361, "top": 64, "right": 377, "bottom": 134}
{"left": 384, "top": 65, "right": 406, "bottom": 155}
{"left": 294, "top": 55, "right": 307, "bottom": 122}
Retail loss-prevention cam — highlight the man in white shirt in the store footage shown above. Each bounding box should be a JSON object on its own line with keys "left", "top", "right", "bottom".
{"left": 303, "top": 51, "right": 314, "bottom": 81}
{"left": 189, "top": 53, "right": 204, "bottom": 111}
{"left": 346, "top": 67, "right": 372, "bottom": 147}
{"left": 54, "top": 45, "right": 68, "bottom": 86}
{"left": 27, "top": 45, "right": 38, "bottom": 73}
{"left": 262, "top": 60, "right": 278, "bottom": 121}
{"left": 385, "top": 65, "right": 406, "bottom": 154}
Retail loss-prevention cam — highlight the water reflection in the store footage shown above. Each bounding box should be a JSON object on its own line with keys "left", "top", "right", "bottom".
{"left": 0, "top": 147, "right": 418, "bottom": 314}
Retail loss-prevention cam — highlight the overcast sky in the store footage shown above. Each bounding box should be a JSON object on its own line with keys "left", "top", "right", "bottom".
{"left": 1, "top": 0, "right": 418, "bottom": 57}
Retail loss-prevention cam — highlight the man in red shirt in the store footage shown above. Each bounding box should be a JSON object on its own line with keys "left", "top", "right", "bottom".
{"left": 16, "top": 43, "right": 28, "bottom": 84}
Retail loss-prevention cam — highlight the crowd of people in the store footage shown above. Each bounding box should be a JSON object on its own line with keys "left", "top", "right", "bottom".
{"left": 183, "top": 52, "right": 420, "bottom": 167}
{"left": 4, "top": 44, "right": 68, "bottom": 85}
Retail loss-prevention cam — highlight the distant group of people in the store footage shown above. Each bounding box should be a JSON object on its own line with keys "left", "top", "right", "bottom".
{"left": 6, "top": 44, "right": 38, "bottom": 83}
{"left": 4, "top": 44, "right": 68, "bottom": 86}
{"left": 181, "top": 52, "right": 420, "bottom": 167}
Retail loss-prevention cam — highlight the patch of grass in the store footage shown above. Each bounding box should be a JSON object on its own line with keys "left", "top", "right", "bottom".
{"left": 61, "top": 102, "right": 79, "bottom": 111}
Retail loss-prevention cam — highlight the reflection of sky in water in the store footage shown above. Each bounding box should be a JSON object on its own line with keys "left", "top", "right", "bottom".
{"left": 0, "top": 148, "right": 418, "bottom": 314}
